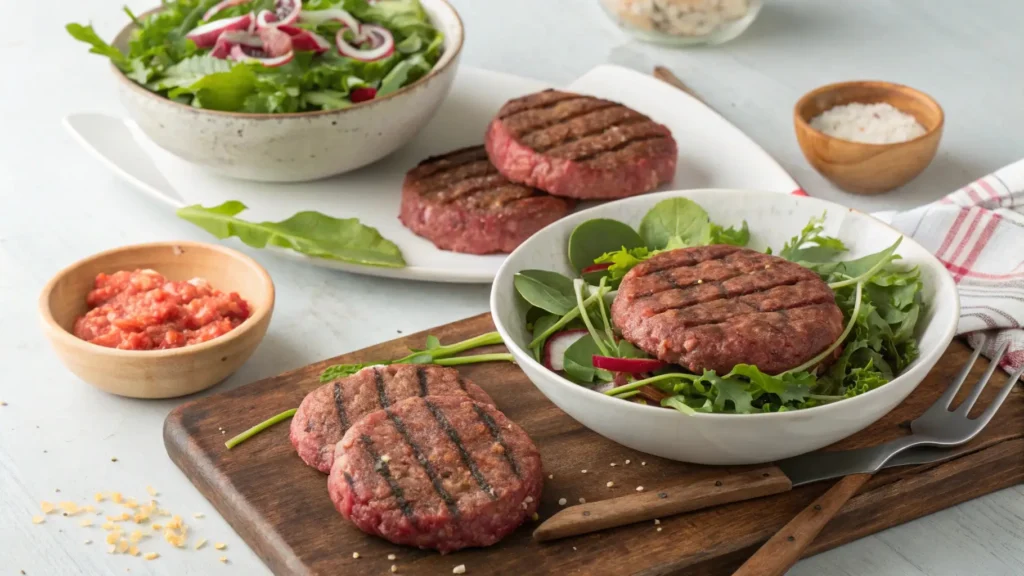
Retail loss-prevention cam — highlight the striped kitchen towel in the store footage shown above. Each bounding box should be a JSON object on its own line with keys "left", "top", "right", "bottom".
{"left": 875, "top": 158, "right": 1024, "bottom": 371}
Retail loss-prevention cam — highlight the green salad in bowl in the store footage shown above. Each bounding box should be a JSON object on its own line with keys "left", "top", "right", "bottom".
{"left": 67, "top": 0, "right": 445, "bottom": 112}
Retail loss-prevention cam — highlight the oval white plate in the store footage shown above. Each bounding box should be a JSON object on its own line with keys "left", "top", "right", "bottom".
{"left": 65, "top": 65, "right": 800, "bottom": 284}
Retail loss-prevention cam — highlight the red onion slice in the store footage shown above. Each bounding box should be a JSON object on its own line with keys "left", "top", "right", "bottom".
{"left": 299, "top": 8, "right": 362, "bottom": 37}
{"left": 203, "top": 0, "right": 249, "bottom": 22}
{"left": 210, "top": 31, "right": 262, "bottom": 59}
{"left": 336, "top": 24, "right": 394, "bottom": 61}
{"left": 256, "top": 0, "right": 302, "bottom": 29}
{"left": 186, "top": 13, "right": 253, "bottom": 48}
{"left": 258, "top": 26, "right": 294, "bottom": 57}
{"left": 278, "top": 25, "right": 330, "bottom": 53}
{"left": 229, "top": 45, "right": 295, "bottom": 67}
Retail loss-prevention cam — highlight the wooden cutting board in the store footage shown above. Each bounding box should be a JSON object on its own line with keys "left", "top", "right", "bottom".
{"left": 165, "top": 313, "right": 1024, "bottom": 576}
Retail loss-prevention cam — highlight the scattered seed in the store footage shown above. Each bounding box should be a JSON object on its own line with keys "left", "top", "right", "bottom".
{"left": 111, "top": 457, "right": 118, "bottom": 463}
{"left": 40, "top": 502, "right": 55, "bottom": 514}
{"left": 195, "top": 539, "right": 207, "bottom": 550}
{"left": 116, "top": 540, "right": 129, "bottom": 554}
{"left": 84, "top": 539, "right": 92, "bottom": 545}
{"left": 32, "top": 516, "right": 45, "bottom": 524}
{"left": 606, "top": 481, "right": 614, "bottom": 488}
{"left": 654, "top": 519, "right": 661, "bottom": 525}
{"left": 129, "top": 545, "right": 140, "bottom": 557}
{"left": 101, "top": 522, "right": 116, "bottom": 530}
{"left": 657, "top": 527, "right": 663, "bottom": 532}
{"left": 144, "top": 552, "right": 159, "bottom": 561}
{"left": 548, "top": 474, "right": 553, "bottom": 479}
{"left": 151, "top": 523, "right": 162, "bottom": 530}
{"left": 572, "top": 547, "right": 577, "bottom": 551}
{"left": 380, "top": 455, "right": 391, "bottom": 463}
{"left": 111, "top": 493, "right": 124, "bottom": 504}
{"left": 352, "top": 552, "right": 360, "bottom": 559}
{"left": 531, "top": 512, "right": 539, "bottom": 521}
{"left": 129, "top": 531, "right": 143, "bottom": 544}
{"left": 218, "top": 557, "right": 228, "bottom": 563}
{"left": 524, "top": 496, "right": 533, "bottom": 504}
{"left": 391, "top": 565, "right": 398, "bottom": 573}
{"left": 79, "top": 519, "right": 93, "bottom": 527}
{"left": 146, "top": 486, "right": 158, "bottom": 497}
{"left": 106, "top": 532, "right": 120, "bottom": 545}
{"left": 581, "top": 469, "right": 588, "bottom": 474}
{"left": 610, "top": 463, "right": 617, "bottom": 467}
{"left": 625, "top": 459, "right": 631, "bottom": 464}
{"left": 214, "top": 542, "right": 226, "bottom": 551}
{"left": 453, "top": 565, "right": 466, "bottom": 575}
{"left": 578, "top": 497, "right": 586, "bottom": 504}
{"left": 642, "top": 461, "right": 647, "bottom": 466}
{"left": 558, "top": 498, "right": 567, "bottom": 506}
{"left": 387, "top": 554, "right": 397, "bottom": 561}
{"left": 94, "top": 493, "right": 105, "bottom": 502}
{"left": 636, "top": 486, "right": 644, "bottom": 492}
{"left": 107, "top": 545, "right": 116, "bottom": 554}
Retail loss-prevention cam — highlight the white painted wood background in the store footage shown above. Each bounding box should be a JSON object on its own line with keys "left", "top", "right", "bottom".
{"left": 2, "top": 0, "right": 1023, "bottom": 574}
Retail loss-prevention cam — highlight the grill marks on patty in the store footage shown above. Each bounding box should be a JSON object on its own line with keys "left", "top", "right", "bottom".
{"left": 495, "top": 90, "right": 675, "bottom": 166}
{"left": 333, "top": 382, "right": 350, "bottom": 430}
{"left": 384, "top": 406, "right": 460, "bottom": 517}
{"left": 408, "top": 146, "right": 548, "bottom": 211}
{"left": 496, "top": 89, "right": 587, "bottom": 119}
{"left": 472, "top": 403, "right": 522, "bottom": 479}
{"left": 359, "top": 434, "right": 415, "bottom": 520}
{"left": 425, "top": 399, "right": 496, "bottom": 499}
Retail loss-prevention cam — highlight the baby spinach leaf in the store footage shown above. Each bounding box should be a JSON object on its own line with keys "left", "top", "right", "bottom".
{"left": 177, "top": 201, "right": 406, "bottom": 268}
{"left": 568, "top": 218, "right": 645, "bottom": 273}
{"left": 514, "top": 270, "right": 577, "bottom": 316}
{"left": 169, "top": 65, "right": 257, "bottom": 111}
{"left": 562, "top": 334, "right": 611, "bottom": 383}
{"left": 531, "top": 314, "right": 561, "bottom": 362}
{"left": 639, "top": 198, "right": 712, "bottom": 250}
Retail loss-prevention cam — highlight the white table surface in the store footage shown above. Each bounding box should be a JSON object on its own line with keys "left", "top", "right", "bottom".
{"left": 3, "top": 0, "right": 1023, "bottom": 574}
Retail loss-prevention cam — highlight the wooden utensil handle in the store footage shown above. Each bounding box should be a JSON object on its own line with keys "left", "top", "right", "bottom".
{"left": 732, "top": 473, "right": 873, "bottom": 576}
{"left": 533, "top": 466, "right": 791, "bottom": 542}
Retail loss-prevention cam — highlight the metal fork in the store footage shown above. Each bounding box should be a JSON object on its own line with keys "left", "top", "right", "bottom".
{"left": 734, "top": 335, "right": 1024, "bottom": 576}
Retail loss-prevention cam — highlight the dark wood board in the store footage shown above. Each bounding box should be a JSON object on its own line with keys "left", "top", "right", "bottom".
{"left": 165, "top": 313, "right": 1024, "bottom": 576}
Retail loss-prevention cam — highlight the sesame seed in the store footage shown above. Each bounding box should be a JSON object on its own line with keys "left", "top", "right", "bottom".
{"left": 558, "top": 498, "right": 567, "bottom": 506}
{"left": 111, "top": 457, "right": 118, "bottom": 462}
{"left": 657, "top": 527, "right": 663, "bottom": 532}
{"left": 352, "top": 552, "right": 360, "bottom": 559}
{"left": 548, "top": 474, "right": 553, "bottom": 479}
{"left": 636, "top": 486, "right": 644, "bottom": 492}
{"left": 572, "top": 547, "right": 577, "bottom": 551}
{"left": 144, "top": 552, "right": 159, "bottom": 560}
{"left": 32, "top": 516, "right": 45, "bottom": 524}
{"left": 581, "top": 469, "right": 587, "bottom": 474}
{"left": 578, "top": 498, "right": 586, "bottom": 504}
{"left": 40, "top": 502, "right": 55, "bottom": 514}
{"left": 381, "top": 455, "right": 391, "bottom": 463}
{"left": 654, "top": 519, "right": 660, "bottom": 525}
{"left": 625, "top": 459, "right": 630, "bottom": 464}
{"left": 606, "top": 481, "right": 614, "bottom": 488}
{"left": 391, "top": 566, "right": 398, "bottom": 573}
{"left": 697, "top": 279, "right": 703, "bottom": 284}
{"left": 453, "top": 565, "right": 466, "bottom": 575}
{"left": 642, "top": 461, "right": 647, "bottom": 466}
{"left": 195, "top": 539, "right": 207, "bottom": 550}
{"left": 214, "top": 543, "right": 226, "bottom": 550}
{"left": 610, "top": 463, "right": 616, "bottom": 467}
{"left": 94, "top": 493, "right": 105, "bottom": 502}
{"left": 387, "top": 554, "right": 397, "bottom": 561}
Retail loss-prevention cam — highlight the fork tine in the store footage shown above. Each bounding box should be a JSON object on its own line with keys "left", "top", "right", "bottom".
{"left": 954, "top": 339, "right": 1010, "bottom": 415}
{"left": 934, "top": 336, "right": 986, "bottom": 411}
{"left": 972, "top": 361, "right": 1024, "bottom": 428}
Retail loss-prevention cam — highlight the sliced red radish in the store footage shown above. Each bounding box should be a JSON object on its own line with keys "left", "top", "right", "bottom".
{"left": 229, "top": 44, "right": 294, "bottom": 66}
{"left": 203, "top": 0, "right": 248, "bottom": 22}
{"left": 299, "top": 8, "right": 362, "bottom": 36}
{"left": 542, "top": 330, "right": 588, "bottom": 371}
{"left": 336, "top": 23, "right": 394, "bottom": 61}
{"left": 210, "top": 31, "right": 262, "bottom": 59}
{"left": 255, "top": 0, "right": 302, "bottom": 29}
{"left": 581, "top": 262, "right": 612, "bottom": 274}
{"left": 186, "top": 13, "right": 254, "bottom": 48}
{"left": 277, "top": 25, "right": 330, "bottom": 53}
{"left": 591, "top": 355, "right": 668, "bottom": 374}
{"left": 350, "top": 87, "right": 377, "bottom": 103}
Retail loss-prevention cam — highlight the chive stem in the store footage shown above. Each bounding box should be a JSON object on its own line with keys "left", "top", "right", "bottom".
{"left": 604, "top": 372, "right": 699, "bottom": 397}
{"left": 828, "top": 238, "right": 902, "bottom": 289}
{"left": 225, "top": 408, "right": 297, "bottom": 449}
{"left": 786, "top": 281, "right": 864, "bottom": 375}
{"left": 433, "top": 353, "right": 515, "bottom": 366}
{"left": 529, "top": 290, "right": 602, "bottom": 349}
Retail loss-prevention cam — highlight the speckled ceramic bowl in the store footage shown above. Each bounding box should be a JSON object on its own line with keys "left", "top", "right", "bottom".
{"left": 111, "top": 0, "right": 464, "bottom": 182}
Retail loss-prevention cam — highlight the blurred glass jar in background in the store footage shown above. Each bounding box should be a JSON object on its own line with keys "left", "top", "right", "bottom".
{"left": 600, "top": 0, "right": 762, "bottom": 46}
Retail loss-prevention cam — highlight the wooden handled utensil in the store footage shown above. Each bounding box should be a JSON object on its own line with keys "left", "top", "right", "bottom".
{"left": 734, "top": 337, "right": 1020, "bottom": 575}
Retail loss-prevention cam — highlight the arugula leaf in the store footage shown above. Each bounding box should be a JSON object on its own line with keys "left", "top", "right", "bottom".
{"left": 778, "top": 213, "right": 847, "bottom": 262}
{"left": 177, "top": 201, "right": 406, "bottom": 268}
{"left": 378, "top": 54, "right": 432, "bottom": 96}
{"left": 709, "top": 221, "right": 750, "bottom": 246}
{"left": 149, "top": 55, "right": 233, "bottom": 90}
{"left": 169, "top": 64, "right": 256, "bottom": 111}
{"left": 568, "top": 218, "right": 645, "bottom": 273}
{"left": 66, "top": 23, "right": 129, "bottom": 68}
{"left": 513, "top": 270, "right": 577, "bottom": 316}
{"left": 593, "top": 246, "right": 652, "bottom": 281}
{"left": 639, "top": 198, "right": 712, "bottom": 250}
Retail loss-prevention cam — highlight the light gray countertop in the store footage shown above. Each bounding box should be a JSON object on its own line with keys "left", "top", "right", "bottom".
{"left": 2, "top": 0, "right": 1022, "bottom": 574}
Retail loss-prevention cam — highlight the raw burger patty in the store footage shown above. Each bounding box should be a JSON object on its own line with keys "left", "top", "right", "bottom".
{"left": 399, "top": 146, "right": 575, "bottom": 254}
{"left": 290, "top": 365, "right": 495, "bottom": 473}
{"left": 484, "top": 89, "right": 677, "bottom": 200}
{"left": 328, "top": 395, "right": 543, "bottom": 553}
{"left": 611, "top": 245, "right": 844, "bottom": 374}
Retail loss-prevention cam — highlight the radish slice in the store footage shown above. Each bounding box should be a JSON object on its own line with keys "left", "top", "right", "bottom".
{"left": 186, "top": 14, "right": 254, "bottom": 48}
{"left": 336, "top": 24, "right": 394, "bottom": 61}
{"left": 591, "top": 355, "right": 668, "bottom": 374}
{"left": 229, "top": 45, "right": 294, "bottom": 67}
{"left": 258, "top": 26, "right": 294, "bottom": 57}
{"left": 299, "top": 8, "right": 362, "bottom": 36}
{"left": 542, "top": 330, "right": 588, "bottom": 371}
{"left": 277, "top": 25, "right": 330, "bottom": 53}
{"left": 581, "top": 262, "right": 612, "bottom": 274}
{"left": 210, "top": 31, "right": 262, "bottom": 59}
{"left": 203, "top": 0, "right": 248, "bottom": 22}
{"left": 350, "top": 87, "right": 377, "bottom": 103}
{"left": 256, "top": 0, "right": 302, "bottom": 29}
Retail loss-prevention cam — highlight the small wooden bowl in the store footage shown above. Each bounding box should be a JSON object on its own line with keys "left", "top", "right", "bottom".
{"left": 39, "top": 242, "right": 275, "bottom": 399}
{"left": 794, "top": 81, "right": 944, "bottom": 195}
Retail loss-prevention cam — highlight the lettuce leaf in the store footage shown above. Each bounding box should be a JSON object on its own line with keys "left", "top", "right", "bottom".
{"left": 177, "top": 201, "right": 406, "bottom": 268}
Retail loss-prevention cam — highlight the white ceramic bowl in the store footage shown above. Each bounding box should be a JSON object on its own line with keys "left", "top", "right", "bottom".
{"left": 111, "top": 0, "right": 463, "bottom": 182}
{"left": 490, "top": 189, "right": 959, "bottom": 465}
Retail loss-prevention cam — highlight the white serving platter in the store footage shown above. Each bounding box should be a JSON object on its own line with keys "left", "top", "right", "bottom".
{"left": 65, "top": 64, "right": 800, "bottom": 284}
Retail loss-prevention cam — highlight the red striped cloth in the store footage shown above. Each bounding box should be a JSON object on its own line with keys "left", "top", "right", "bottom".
{"left": 872, "top": 160, "right": 1024, "bottom": 371}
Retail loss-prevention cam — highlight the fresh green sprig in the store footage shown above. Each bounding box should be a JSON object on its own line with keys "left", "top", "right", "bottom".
{"left": 320, "top": 331, "right": 504, "bottom": 382}
{"left": 225, "top": 409, "right": 296, "bottom": 449}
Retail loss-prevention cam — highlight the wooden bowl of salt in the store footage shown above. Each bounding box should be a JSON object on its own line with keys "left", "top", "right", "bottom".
{"left": 794, "top": 81, "right": 943, "bottom": 195}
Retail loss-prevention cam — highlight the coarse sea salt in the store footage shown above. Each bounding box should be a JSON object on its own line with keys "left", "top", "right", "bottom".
{"left": 810, "top": 102, "right": 926, "bottom": 145}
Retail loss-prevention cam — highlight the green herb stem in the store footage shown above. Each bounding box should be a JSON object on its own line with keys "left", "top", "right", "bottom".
{"left": 224, "top": 408, "right": 297, "bottom": 449}
{"left": 828, "top": 238, "right": 902, "bottom": 289}
{"left": 574, "top": 279, "right": 612, "bottom": 357}
{"left": 786, "top": 282, "right": 864, "bottom": 375}
{"left": 614, "top": 390, "right": 640, "bottom": 399}
{"left": 529, "top": 291, "right": 603, "bottom": 349}
{"left": 420, "top": 331, "right": 504, "bottom": 360}
{"left": 434, "top": 353, "right": 515, "bottom": 367}
{"left": 596, "top": 276, "right": 618, "bottom": 348}
{"left": 604, "top": 372, "right": 698, "bottom": 397}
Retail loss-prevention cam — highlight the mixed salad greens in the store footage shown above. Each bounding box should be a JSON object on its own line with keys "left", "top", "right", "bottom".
{"left": 67, "top": 0, "right": 444, "bottom": 112}
{"left": 515, "top": 198, "right": 924, "bottom": 415}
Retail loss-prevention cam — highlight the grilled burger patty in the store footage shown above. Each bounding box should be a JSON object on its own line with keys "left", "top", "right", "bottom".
{"left": 399, "top": 146, "right": 575, "bottom": 254}
{"left": 328, "top": 395, "right": 543, "bottom": 553}
{"left": 290, "top": 365, "right": 495, "bottom": 473}
{"left": 611, "top": 246, "right": 845, "bottom": 374}
{"left": 485, "top": 90, "right": 677, "bottom": 200}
